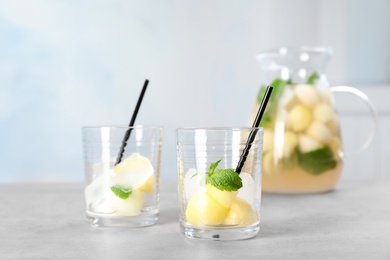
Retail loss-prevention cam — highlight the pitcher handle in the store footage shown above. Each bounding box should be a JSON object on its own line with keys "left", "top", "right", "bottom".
{"left": 330, "top": 86, "right": 377, "bottom": 153}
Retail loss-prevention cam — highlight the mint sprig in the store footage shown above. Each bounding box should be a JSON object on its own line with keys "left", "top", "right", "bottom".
{"left": 298, "top": 147, "right": 337, "bottom": 175}
{"left": 110, "top": 185, "right": 133, "bottom": 200}
{"left": 306, "top": 72, "right": 319, "bottom": 84}
{"left": 205, "top": 159, "right": 242, "bottom": 192}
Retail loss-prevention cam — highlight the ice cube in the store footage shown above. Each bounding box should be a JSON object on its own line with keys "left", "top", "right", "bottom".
{"left": 184, "top": 168, "right": 205, "bottom": 201}
{"left": 237, "top": 172, "right": 255, "bottom": 205}
{"left": 85, "top": 174, "right": 113, "bottom": 214}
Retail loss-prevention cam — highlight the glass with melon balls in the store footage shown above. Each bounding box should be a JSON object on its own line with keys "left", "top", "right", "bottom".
{"left": 83, "top": 125, "right": 162, "bottom": 228}
{"left": 252, "top": 47, "right": 376, "bottom": 193}
{"left": 176, "top": 127, "right": 263, "bottom": 240}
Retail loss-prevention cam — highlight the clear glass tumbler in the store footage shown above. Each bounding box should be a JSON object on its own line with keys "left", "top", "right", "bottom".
{"left": 82, "top": 125, "right": 163, "bottom": 228}
{"left": 176, "top": 127, "right": 263, "bottom": 240}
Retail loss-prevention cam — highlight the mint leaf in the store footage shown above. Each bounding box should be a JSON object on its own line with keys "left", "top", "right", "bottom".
{"left": 298, "top": 147, "right": 337, "bottom": 175}
{"left": 307, "top": 72, "right": 319, "bottom": 84}
{"left": 269, "top": 78, "right": 289, "bottom": 101}
{"left": 205, "top": 159, "right": 243, "bottom": 191}
{"left": 208, "top": 159, "right": 222, "bottom": 176}
{"left": 206, "top": 168, "right": 242, "bottom": 191}
{"left": 110, "top": 185, "right": 133, "bottom": 200}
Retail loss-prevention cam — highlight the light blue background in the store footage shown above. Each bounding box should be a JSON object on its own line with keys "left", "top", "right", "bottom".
{"left": 0, "top": 0, "right": 389, "bottom": 182}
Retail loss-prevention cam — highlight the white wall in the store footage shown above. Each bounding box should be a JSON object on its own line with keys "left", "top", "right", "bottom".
{"left": 0, "top": 0, "right": 389, "bottom": 182}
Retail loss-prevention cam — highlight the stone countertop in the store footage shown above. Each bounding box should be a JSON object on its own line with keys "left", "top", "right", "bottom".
{"left": 0, "top": 180, "right": 389, "bottom": 259}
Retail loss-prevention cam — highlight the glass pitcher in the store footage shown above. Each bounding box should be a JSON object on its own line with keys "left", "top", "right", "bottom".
{"left": 251, "top": 47, "right": 377, "bottom": 194}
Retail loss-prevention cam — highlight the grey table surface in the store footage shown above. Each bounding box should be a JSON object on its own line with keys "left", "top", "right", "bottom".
{"left": 0, "top": 180, "right": 389, "bottom": 260}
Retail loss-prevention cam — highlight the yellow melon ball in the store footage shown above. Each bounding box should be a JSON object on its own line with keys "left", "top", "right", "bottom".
{"left": 294, "top": 84, "right": 321, "bottom": 108}
{"left": 206, "top": 184, "right": 238, "bottom": 208}
{"left": 224, "top": 198, "right": 258, "bottom": 226}
{"left": 138, "top": 174, "right": 155, "bottom": 194}
{"left": 185, "top": 191, "right": 229, "bottom": 226}
{"left": 313, "top": 103, "right": 334, "bottom": 123}
{"left": 288, "top": 105, "right": 312, "bottom": 132}
{"left": 306, "top": 121, "right": 333, "bottom": 144}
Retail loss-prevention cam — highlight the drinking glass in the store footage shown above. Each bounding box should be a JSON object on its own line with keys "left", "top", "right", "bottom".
{"left": 176, "top": 127, "right": 263, "bottom": 240}
{"left": 83, "top": 125, "right": 163, "bottom": 228}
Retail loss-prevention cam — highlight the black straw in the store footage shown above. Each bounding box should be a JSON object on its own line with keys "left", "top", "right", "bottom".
{"left": 115, "top": 79, "right": 149, "bottom": 165}
{"left": 235, "top": 86, "right": 273, "bottom": 174}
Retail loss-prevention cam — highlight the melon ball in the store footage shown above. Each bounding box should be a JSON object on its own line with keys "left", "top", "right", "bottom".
{"left": 288, "top": 105, "right": 312, "bottom": 132}
{"left": 294, "top": 84, "right": 321, "bottom": 108}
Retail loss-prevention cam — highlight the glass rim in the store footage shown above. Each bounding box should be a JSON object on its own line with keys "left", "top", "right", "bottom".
{"left": 82, "top": 125, "right": 163, "bottom": 130}
{"left": 256, "top": 46, "right": 333, "bottom": 59}
{"left": 176, "top": 126, "right": 264, "bottom": 131}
